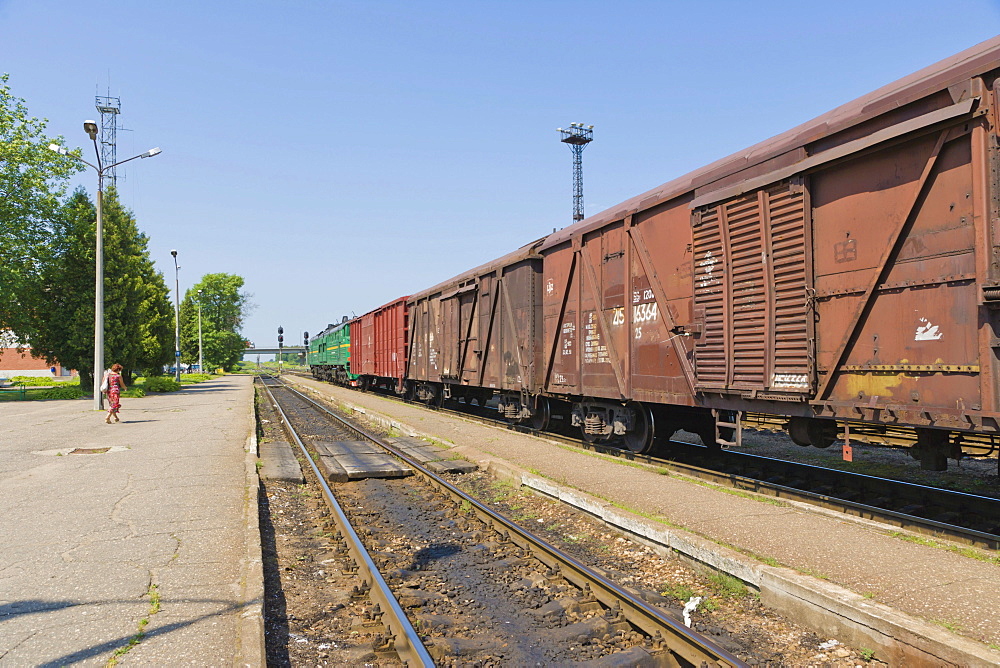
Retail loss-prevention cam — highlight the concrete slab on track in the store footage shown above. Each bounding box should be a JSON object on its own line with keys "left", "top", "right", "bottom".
{"left": 386, "top": 435, "right": 479, "bottom": 473}
{"left": 313, "top": 440, "right": 413, "bottom": 481}
{"left": 260, "top": 440, "right": 305, "bottom": 483}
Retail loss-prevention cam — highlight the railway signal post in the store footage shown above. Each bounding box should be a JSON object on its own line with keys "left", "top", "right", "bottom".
{"left": 277, "top": 326, "right": 284, "bottom": 376}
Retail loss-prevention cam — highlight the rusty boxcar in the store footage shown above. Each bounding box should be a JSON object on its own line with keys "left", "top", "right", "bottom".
{"left": 405, "top": 240, "right": 546, "bottom": 422}
{"left": 532, "top": 36, "right": 1000, "bottom": 468}
{"left": 316, "top": 38, "right": 1000, "bottom": 470}
{"left": 349, "top": 297, "right": 410, "bottom": 392}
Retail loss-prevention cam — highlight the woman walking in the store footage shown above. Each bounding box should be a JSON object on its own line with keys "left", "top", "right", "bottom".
{"left": 103, "top": 363, "right": 127, "bottom": 424}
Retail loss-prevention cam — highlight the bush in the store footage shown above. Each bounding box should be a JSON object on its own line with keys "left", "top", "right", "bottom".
{"left": 180, "top": 373, "right": 213, "bottom": 383}
{"left": 11, "top": 376, "right": 65, "bottom": 386}
{"left": 143, "top": 376, "right": 181, "bottom": 393}
{"left": 122, "top": 387, "right": 146, "bottom": 398}
{"left": 36, "top": 385, "right": 85, "bottom": 400}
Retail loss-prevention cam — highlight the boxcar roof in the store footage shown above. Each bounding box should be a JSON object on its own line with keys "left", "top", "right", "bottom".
{"left": 408, "top": 237, "right": 547, "bottom": 302}
{"left": 358, "top": 295, "right": 411, "bottom": 319}
{"left": 541, "top": 35, "right": 1000, "bottom": 252}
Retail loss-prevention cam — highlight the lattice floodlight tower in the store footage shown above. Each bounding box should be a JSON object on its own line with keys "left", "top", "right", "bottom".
{"left": 558, "top": 123, "right": 594, "bottom": 222}
{"left": 95, "top": 95, "right": 121, "bottom": 187}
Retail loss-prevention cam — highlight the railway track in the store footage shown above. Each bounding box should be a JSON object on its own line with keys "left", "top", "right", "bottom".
{"left": 456, "top": 405, "right": 1000, "bottom": 551}
{"left": 260, "top": 374, "right": 747, "bottom": 666}
{"left": 288, "top": 372, "right": 1000, "bottom": 551}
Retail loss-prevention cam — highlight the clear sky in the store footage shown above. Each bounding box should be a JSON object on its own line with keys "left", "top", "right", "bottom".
{"left": 3, "top": 1, "right": 999, "bottom": 356}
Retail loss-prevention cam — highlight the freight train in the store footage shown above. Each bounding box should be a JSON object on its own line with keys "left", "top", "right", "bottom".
{"left": 310, "top": 37, "right": 1000, "bottom": 471}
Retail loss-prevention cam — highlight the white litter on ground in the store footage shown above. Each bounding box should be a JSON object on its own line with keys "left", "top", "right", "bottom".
{"left": 682, "top": 596, "right": 703, "bottom": 627}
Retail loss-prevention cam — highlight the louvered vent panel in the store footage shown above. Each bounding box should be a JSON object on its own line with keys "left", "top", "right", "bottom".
{"left": 693, "top": 181, "right": 812, "bottom": 396}
{"left": 726, "top": 195, "right": 766, "bottom": 386}
{"left": 692, "top": 207, "right": 727, "bottom": 386}
{"left": 766, "top": 185, "right": 811, "bottom": 391}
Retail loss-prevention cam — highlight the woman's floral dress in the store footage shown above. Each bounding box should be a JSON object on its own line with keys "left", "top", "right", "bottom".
{"left": 107, "top": 373, "right": 122, "bottom": 412}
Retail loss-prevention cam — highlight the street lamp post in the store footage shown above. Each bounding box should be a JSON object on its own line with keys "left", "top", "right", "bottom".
{"left": 171, "top": 250, "right": 181, "bottom": 383}
{"left": 197, "top": 289, "right": 204, "bottom": 375}
{"left": 49, "top": 127, "right": 160, "bottom": 411}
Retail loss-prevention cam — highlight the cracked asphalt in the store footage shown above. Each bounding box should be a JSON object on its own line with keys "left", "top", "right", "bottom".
{"left": 0, "top": 375, "right": 259, "bottom": 666}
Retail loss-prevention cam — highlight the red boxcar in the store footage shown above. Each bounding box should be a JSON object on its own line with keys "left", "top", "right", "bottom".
{"left": 350, "top": 297, "right": 409, "bottom": 392}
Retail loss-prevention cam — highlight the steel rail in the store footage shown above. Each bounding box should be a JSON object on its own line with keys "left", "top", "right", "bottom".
{"left": 258, "top": 378, "right": 434, "bottom": 667}
{"left": 289, "top": 373, "right": 999, "bottom": 550}
{"left": 386, "top": 391, "right": 1000, "bottom": 550}
{"left": 276, "top": 378, "right": 747, "bottom": 668}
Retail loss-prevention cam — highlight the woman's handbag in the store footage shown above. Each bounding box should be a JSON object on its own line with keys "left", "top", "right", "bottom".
{"left": 100, "top": 373, "right": 109, "bottom": 393}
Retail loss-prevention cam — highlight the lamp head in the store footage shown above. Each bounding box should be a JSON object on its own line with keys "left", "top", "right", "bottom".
{"left": 83, "top": 120, "right": 98, "bottom": 140}
{"left": 170, "top": 249, "right": 177, "bottom": 258}
{"left": 141, "top": 147, "right": 162, "bottom": 158}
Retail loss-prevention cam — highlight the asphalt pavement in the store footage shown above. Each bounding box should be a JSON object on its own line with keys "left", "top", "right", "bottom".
{"left": 0, "top": 375, "right": 263, "bottom": 667}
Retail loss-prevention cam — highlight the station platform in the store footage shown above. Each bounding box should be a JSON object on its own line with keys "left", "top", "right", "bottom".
{"left": 0, "top": 375, "right": 262, "bottom": 666}
{"left": 286, "top": 374, "right": 1000, "bottom": 667}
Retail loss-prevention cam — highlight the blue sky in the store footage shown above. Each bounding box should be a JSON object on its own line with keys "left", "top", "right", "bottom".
{"left": 3, "top": 1, "right": 999, "bottom": 356}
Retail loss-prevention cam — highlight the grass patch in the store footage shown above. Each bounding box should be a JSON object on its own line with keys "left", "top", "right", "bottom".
{"left": 931, "top": 618, "right": 962, "bottom": 633}
{"left": 706, "top": 572, "right": 747, "bottom": 598}
{"left": 139, "top": 376, "right": 181, "bottom": 393}
{"left": 179, "top": 373, "right": 214, "bottom": 384}
{"left": 660, "top": 583, "right": 697, "bottom": 601}
{"left": 106, "top": 583, "right": 160, "bottom": 667}
{"left": 889, "top": 531, "right": 1000, "bottom": 566}
{"left": 482, "top": 479, "right": 516, "bottom": 504}
{"left": 33, "top": 385, "right": 86, "bottom": 400}
{"left": 801, "top": 568, "right": 829, "bottom": 580}
{"left": 10, "top": 375, "right": 75, "bottom": 386}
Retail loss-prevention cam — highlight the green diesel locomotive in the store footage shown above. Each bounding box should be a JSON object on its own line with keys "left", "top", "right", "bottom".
{"left": 307, "top": 317, "right": 357, "bottom": 386}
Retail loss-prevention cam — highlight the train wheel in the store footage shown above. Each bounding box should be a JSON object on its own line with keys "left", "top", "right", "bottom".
{"left": 423, "top": 384, "right": 442, "bottom": 407}
{"left": 527, "top": 397, "right": 551, "bottom": 431}
{"left": 622, "top": 402, "right": 655, "bottom": 454}
{"left": 788, "top": 418, "right": 837, "bottom": 448}
{"left": 403, "top": 382, "right": 415, "bottom": 402}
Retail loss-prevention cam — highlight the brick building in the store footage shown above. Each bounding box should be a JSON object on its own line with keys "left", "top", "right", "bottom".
{"left": 0, "top": 341, "right": 75, "bottom": 378}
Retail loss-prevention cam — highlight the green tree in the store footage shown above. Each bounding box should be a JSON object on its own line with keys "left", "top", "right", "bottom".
{"left": 179, "top": 273, "right": 254, "bottom": 372}
{"left": 29, "top": 188, "right": 174, "bottom": 387}
{"left": 27, "top": 191, "right": 96, "bottom": 386}
{"left": 0, "top": 73, "right": 82, "bottom": 339}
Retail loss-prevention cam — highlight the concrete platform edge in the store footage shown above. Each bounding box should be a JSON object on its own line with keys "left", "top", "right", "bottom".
{"left": 299, "top": 382, "right": 1000, "bottom": 667}
{"left": 236, "top": 392, "right": 266, "bottom": 667}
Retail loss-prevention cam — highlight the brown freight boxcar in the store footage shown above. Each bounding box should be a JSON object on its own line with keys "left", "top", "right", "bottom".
{"left": 405, "top": 239, "right": 547, "bottom": 423}
{"left": 350, "top": 297, "right": 409, "bottom": 393}
{"left": 536, "top": 36, "right": 1000, "bottom": 468}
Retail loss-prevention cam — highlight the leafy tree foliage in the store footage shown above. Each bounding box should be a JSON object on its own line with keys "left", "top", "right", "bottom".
{"left": 0, "top": 73, "right": 82, "bottom": 338}
{"left": 29, "top": 188, "right": 174, "bottom": 387}
{"left": 179, "top": 273, "right": 255, "bottom": 372}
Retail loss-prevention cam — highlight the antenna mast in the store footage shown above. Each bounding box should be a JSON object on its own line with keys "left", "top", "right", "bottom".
{"left": 95, "top": 93, "right": 122, "bottom": 187}
{"left": 558, "top": 123, "right": 594, "bottom": 222}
